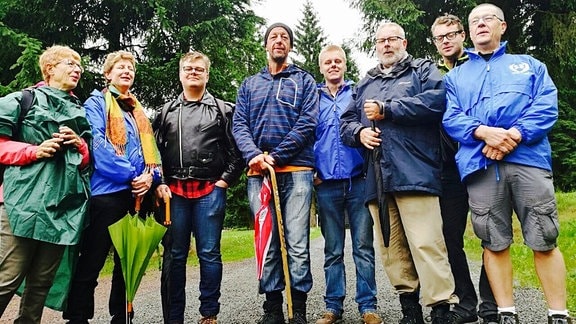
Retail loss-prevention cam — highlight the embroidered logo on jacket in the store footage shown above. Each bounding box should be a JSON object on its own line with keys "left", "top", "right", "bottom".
{"left": 509, "top": 63, "right": 530, "bottom": 74}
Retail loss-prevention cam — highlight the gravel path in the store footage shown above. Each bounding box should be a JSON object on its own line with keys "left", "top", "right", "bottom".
{"left": 3, "top": 231, "right": 547, "bottom": 323}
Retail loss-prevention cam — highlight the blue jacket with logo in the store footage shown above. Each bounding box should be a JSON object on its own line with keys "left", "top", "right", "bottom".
{"left": 442, "top": 42, "right": 558, "bottom": 181}
{"left": 314, "top": 80, "right": 364, "bottom": 180}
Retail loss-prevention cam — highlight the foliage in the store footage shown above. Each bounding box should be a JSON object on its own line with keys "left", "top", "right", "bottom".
{"left": 0, "top": 0, "right": 266, "bottom": 106}
{"left": 342, "top": 42, "right": 361, "bottom": 82}
{"left": 293, "top": 0, "right": 328, "bottom": 82}
{"left": 224, "top": 173, "right": 251, "bottom": 229}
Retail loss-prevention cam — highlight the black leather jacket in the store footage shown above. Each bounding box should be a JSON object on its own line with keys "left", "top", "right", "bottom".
{"left": 153, "top": 92, "right": 244, "bottom": 185}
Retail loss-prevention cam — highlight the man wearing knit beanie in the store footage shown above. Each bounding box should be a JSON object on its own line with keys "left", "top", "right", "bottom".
{"left": 233, "top": 21, "right": 318, "bottom": 324}
{"left": 264, "top": 22, "right": 294, "bottom": 48}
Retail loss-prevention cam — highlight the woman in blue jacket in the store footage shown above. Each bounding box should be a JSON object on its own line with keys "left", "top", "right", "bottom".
{"left": 64, "top": 50, "right": 161, "bottom": 324}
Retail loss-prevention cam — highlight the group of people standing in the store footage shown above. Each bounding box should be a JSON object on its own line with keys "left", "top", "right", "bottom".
{"left": 0, "top": 2, "right": 572, "bottom": 324}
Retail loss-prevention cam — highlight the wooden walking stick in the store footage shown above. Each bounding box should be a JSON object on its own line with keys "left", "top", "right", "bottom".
{"left": 263, "top": 163, "right": 293, "bottom": 320}
{"left": 163, "top": 195, "right": 171, "bottom": 225}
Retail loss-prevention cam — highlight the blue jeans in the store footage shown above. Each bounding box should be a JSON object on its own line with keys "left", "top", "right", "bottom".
{"left": 316, "top": 177, "right": 377, "bottom": 316}
{"left": 161, "top": 187, "right": 226, "bottom": 322}
{"left": 247, "top": 171, "right": 313, "bottom": 295}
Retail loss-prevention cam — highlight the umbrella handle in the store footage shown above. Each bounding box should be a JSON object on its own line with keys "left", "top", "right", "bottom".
{"left": 134, "top": 196, "right": 142, "bottom": 212}
{"left": 263, "top": 162, "right": 293, "bottom": 319}
{"left": 163, "top": 196, "right": 171, "bottom": 226}
{"left": 127, "top": 301, "right": 133, "bottom": 315}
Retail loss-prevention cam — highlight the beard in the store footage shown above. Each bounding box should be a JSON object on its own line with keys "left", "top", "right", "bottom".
{"left": 378, "top": 48, "right": 407, "bottom": 68}
{"left": 270, "top": 52, "right": 288, "bottom": 64}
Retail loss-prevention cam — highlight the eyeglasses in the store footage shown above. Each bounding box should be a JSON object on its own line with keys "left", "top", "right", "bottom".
{"left": 375, "top": 36, "right": 404, "bottom": 44}
{"left": 432, "top": 30, "right": 463, "bottom": 44}
{"left": 469, "top": 14, "right": 503, "bottom": 26}
{"left": 181, "top": 66, "right": 206, "bottom": 74}
{"left": 57, "top": 59, "right": 84, "bottom": 73}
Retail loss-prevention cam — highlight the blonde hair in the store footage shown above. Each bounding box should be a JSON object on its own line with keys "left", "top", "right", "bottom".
{"left": 179, "top": 51, "right": 211, "bottom": 72}
{"left": 39, "top": 45, "right": 81, "bottom": 83}
{"left": 318, "top": 44, "right": 347, "bottom": 66}
{"left": 431, "top": 14, "right": 464, "bottom": 34}
{"left": 102, "top": 50, "right": 136, "bottom": 75}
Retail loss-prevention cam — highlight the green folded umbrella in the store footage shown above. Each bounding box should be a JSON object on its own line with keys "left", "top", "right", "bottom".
{"left": 108, "top": 214, "right": 167, "bottom": 317}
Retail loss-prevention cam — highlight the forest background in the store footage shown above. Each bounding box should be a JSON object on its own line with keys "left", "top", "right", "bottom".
{"left": 1, "top": 0, "right": 575, "bottom": 228}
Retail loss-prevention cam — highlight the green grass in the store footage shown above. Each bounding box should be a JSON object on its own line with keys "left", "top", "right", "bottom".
{"left": 102, "top": 226, "right": 321, "bottom": 273}
{"left": 463, "top": 192, "right": 576, "bottom": 313}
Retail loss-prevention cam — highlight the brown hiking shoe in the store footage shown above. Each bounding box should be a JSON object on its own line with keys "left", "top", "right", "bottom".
{"left": 198, "top": 315, "right": 217, "bottom": 324}
{"left": 362, "top": 312, "right": 383, "bottom": 324}
{"left": 316, "top": 311, "right": 342, "bottom": 324}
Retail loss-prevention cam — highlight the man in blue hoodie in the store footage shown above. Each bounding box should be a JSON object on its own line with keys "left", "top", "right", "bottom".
{"left": 313, "top": 45, "right": 381, "bottom": 324}
{"left": 443, "top": 4, "right": 571, "bottom": 324}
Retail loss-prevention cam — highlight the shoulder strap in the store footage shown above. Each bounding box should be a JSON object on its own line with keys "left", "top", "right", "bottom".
{"left": 214, "top": 98, "right": 229, "bottom": 119}
{"left": 13, "top": 88, "right": 35, "bottom": 135}
{"left": 1, "top": 88, "right": 35, "bottom": 186}
{"left": 19, "top": 88, "right": 35, "bottom": 123}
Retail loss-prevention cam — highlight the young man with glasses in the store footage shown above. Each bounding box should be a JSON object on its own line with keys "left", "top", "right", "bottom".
{"left": 340, "top": 21, "right": 457, "bottom": 324}
{"left": 443, "top": 4, "right": 572, "bottom": 324}
{"left": 153, "top": 51, "right": 244, "bottom": 324}
{"left": 431, "top": 14, "right": 499, "bottom": 324}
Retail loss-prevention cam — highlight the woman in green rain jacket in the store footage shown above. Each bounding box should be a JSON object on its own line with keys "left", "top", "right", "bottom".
{"left": 0, "top": 45, "right": 91, "bottom": 323}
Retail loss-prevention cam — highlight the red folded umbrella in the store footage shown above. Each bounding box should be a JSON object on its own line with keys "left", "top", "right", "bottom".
{"left": 254, "top": 176, "right": 273, "bottom": 280}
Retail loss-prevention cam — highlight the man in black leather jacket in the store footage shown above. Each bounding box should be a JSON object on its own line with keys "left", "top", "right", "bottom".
{"left": 153, "top": 51, "right": 243, "bottom": 324}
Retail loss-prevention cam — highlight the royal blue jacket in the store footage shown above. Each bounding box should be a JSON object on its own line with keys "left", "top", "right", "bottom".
{"left": 233, "top": 64, "right": 318, "bottom": 168}
{"left": 85, "top": 89, "right": 159, "bottom": 196}
{"left": 314, "top": 80, "right": 364, "bottom": 180}
{"left": 443, "top": 42, "right": 558, "bottom": 180}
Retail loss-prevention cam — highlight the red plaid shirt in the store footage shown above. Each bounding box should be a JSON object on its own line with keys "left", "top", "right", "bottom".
{"left": 168, "top": 179, "right": 215, "bottom": 199}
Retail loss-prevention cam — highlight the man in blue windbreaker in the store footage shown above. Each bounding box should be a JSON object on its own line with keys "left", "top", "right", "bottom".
{"left": 443, "top": 4, "right": 571, "bottom": 324}
{"left": 313, "top": 45, "right": 381, "bottom": 324}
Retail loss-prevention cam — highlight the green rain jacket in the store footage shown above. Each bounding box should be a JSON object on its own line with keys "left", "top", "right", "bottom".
{"left": 0, "top": 86, "right": 92, "bottom": 245}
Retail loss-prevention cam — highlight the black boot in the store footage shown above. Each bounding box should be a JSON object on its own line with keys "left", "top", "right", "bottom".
{"left": 289, "top": 289, "right": 307, "bottom": 324}
{"left": 258, "top": 291, "right": 285, "bottom": 324}
{"left": 429, "top": 303, "right": 450, "bottom": 324}
{"left": 399, "top": 293, "right": 425, "bottom": 324}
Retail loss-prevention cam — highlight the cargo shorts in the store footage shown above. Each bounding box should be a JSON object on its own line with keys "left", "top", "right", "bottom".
{"left": 465, "top": 163, "right": 560, "bottom": 252}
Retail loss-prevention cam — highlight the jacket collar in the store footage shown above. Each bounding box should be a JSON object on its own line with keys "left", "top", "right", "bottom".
{"left": 176, "top": 90, "right": 217, "bottom": 107}
{"left": 465, "top": 41, "right": 508, "bottom": 61}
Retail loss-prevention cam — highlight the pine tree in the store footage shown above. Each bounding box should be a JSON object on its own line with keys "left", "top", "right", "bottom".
{"left": 293, "top": 0, "right": 327, "bottom": 82}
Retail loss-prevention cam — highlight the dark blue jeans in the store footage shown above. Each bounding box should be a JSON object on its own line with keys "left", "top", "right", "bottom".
{"left": 161, "top": 187, "right": 226, "bottom": 322}
{"left": 316, "top": 177, "right": 377, "bottom": 316}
